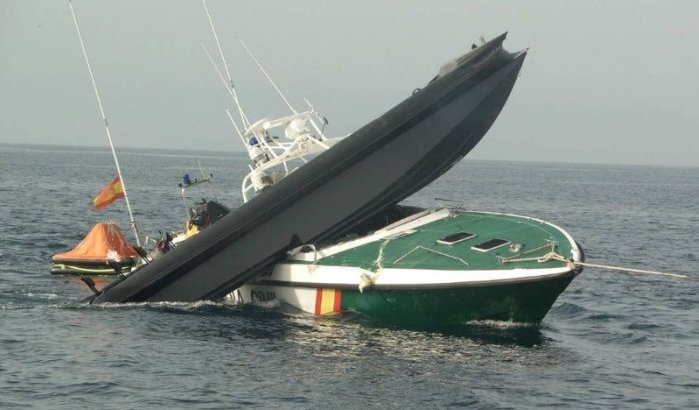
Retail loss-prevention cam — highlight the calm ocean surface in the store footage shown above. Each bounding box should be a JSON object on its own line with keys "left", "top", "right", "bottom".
{"left": 1, "top": 144, "right": 697, "bottom": 409}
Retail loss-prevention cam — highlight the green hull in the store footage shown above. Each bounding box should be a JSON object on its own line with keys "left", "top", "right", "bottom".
{"left": 339, "top": 273, "right": 576, "bottom": 325}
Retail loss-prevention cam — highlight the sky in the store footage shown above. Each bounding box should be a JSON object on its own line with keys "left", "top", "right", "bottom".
{"left": 1, "top": 0, "right": 698, "bottom": 167}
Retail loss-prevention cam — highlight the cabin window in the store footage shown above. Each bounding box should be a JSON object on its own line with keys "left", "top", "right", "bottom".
{"left": 437, "top": 232, "right": 476, "bottom": 245}
{"left": 471, "top": 238, "right": 510, "bottom": 252}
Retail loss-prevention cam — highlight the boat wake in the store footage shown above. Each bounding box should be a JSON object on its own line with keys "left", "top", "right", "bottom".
{"left": 0, "top": 289, "right": 70, "bottom": 310}
{"left": 64, "top": 299, "right": 252, "bottom": 317}
{"left": 0, "top": 289, "right": 233, "bottom": 314}
{"left": 21, "top": 292, "right": 61, "bottom": 300}
{"left": 463, "top": 319, "right": 539, "bottom": 329}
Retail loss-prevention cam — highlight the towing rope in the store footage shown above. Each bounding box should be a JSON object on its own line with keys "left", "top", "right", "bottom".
{"left": 503, "top": 251, "right": 689, "bottom": 279}
{"left": 359, "top": 238, "right": 691, "bottom": 292}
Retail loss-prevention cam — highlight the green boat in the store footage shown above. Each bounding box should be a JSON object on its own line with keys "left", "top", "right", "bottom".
{"left": 228, "top": 207, "right": 584, "bottom": 326}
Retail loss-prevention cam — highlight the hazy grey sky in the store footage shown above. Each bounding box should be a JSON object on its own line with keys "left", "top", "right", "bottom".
{"left": 1, "top": 0, "right": 698, "bottom": 166}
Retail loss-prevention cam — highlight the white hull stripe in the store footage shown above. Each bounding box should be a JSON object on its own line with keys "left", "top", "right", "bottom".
{"left": 256, "top": 264, "right": 578, "bottom": 290}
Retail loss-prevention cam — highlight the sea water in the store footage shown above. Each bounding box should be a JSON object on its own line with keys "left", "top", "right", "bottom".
{"left": 1, "top": 144, "right": 697, "bottom": 409}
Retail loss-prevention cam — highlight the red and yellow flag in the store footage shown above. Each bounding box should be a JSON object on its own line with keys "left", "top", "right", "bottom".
{"left": 93, "top": 176, "right": 125, "bottom": 210}
{"left": 315, "top": 288, "right": 342, "bottom": 316}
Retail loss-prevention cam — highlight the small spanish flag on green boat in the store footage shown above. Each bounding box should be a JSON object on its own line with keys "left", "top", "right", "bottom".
{"left": 51, "top": 222, "right": 139, "bottom": 275}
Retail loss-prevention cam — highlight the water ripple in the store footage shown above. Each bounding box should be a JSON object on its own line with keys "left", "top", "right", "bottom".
{"left": 1, "top": 149, "right": 698, "bottom": 409}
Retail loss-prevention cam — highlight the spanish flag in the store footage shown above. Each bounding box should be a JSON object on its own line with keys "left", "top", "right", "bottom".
{"left": 93, "top": 175, "right": 125, "bottom": 210}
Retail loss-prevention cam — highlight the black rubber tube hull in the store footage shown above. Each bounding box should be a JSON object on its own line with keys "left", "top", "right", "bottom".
{"left": 93, "top": 34, "right": 526, "bottom": 303}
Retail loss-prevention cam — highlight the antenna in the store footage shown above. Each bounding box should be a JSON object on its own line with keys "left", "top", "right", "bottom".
{"left": 68, "top": 0, "right": 141, "bottom": 246}
{"left": 239, "top": 39, "right": 297, "bottom": 115}
{"left": 197, "top": 160, "right": 220, "bottom": 201}
{"left": 201, "top": 0, "right": 250, "bottom": 128}
{"left": 224, "top": 107, "right": 246, "bottom": 144}
{"left": 303, "top": 97, "right": 328, "bottom": 140}
{"left": 201, "top": 42, "right": 250, "bottom": 133}
{"left": 238, "top": 40, "right": 328, "bottom": 140}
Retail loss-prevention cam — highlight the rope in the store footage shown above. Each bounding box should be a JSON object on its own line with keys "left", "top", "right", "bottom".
{"left": 359, "top": 241, "right": 471, "bottom": 293}
{"left": 394, "top": 245, "right": 469, "bottom": 266}
{"left": 503, "top": 251, "right": 689, "bottom": 279}
{"left": 372, "top": 240, "right": 390, "bottom": 271}
{"left": 360, "top": 240, "right": 390, "bottom": 293}
{"left": 570, "top": 260, "right": 689, "bottom": 279}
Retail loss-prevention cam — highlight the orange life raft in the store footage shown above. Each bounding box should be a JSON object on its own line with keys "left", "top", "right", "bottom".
{"left": 51, "top": 222, "right": 139, "bottom": 275}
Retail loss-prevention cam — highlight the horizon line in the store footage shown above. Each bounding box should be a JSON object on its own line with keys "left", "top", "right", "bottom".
{"left": 0, "top": 141, "right": 696, "bottom": 170}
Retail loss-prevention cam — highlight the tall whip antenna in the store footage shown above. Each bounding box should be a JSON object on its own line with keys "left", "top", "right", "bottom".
{"left": 68, "top": 0, "right": 141, "bottom": 246}
{"left": 200, "top": 42, "right": 247, "bottom": 141}
{"left": 239, "top": 40, "right": 329, "bottom": 139}
{"left": 239, "top": 39, "right": 298, "bottom": 115}
{"left": 202, "top": 0, "right": 250, "bottom": 128}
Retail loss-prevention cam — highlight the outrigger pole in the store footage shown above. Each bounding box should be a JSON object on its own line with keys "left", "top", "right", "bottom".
{"left": 68, "top": 0, "right": 141, "bottom": 246}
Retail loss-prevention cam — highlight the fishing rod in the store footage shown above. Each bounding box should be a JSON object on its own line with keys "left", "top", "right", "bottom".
{"left": 68, "top": 0, "right": 141, "bottom": 246}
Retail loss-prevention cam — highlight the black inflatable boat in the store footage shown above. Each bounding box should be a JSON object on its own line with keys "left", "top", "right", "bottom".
{"left": 91, "top": 33, "right": 526, "bottom": 303}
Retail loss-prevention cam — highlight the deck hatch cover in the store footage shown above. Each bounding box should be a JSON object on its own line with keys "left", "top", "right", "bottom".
{"left": 471, "top": 238, "right": 510, "bottom": 252}
{"left": 437, "top": 232, "right": 476, "bottom": 245}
